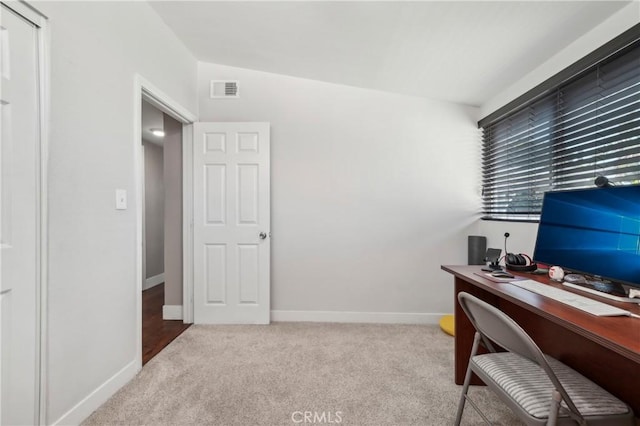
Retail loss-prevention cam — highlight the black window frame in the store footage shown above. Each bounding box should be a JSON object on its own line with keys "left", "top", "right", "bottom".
{"left": 479, "top": 24, "right": 640, "bottom": 222}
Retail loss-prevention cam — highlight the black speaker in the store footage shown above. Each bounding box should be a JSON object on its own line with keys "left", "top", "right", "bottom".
{"left": 468, "top": 235, "right": 487, "bottom": 265}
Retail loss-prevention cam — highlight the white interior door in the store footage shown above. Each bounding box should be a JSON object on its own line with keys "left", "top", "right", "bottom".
{"left": 193, "top": 123, "right": 270, "bottom": 324}
{"left": 0, "top": 4, "right": 41, "bottom": 425}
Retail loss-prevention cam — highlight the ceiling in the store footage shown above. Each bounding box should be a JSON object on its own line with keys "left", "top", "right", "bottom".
{"left": 141, "top": 100, "right": 165, "bottom": 146}
{"left": 148, "top": 1, "right": 633, "bottom": 107}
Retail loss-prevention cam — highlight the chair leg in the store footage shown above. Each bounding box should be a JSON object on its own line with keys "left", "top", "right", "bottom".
{"left": 546, "top": 390, "right": 561, "bottom": 426}
{"left": 454, "top": 364, "right": 473, "bottom": 425}
{"left": 547, "top": 390, "right": 587, "bottom": 426}
{"left": 455, "top": 333, "right": 482, "bottom": 426}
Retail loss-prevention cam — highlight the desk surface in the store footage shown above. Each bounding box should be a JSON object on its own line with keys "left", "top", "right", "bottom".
{"left": 442, "top": 265, "right": 640, "bottom": 415}
{"left": 441, "top": 265, "right": 640, "bottom": 365}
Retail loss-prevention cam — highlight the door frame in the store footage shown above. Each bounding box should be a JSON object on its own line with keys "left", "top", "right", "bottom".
{"left": 0, "top": 2, "right": 49, "bottom": 424}
{"left": 133, "top": 75, "right": 196, "bottom": 369}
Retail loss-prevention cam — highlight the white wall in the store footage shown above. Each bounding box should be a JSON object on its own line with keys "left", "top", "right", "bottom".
{"left": 163, "top": 114, "right": 183, "bottom": 307}
{"left": 32, "top": 2, "right": 197, "bottom": 424}
{"left": 469, "top": 221, "right": 539, "bottom": 263}
{"left": 143, "top": 141, "right": 165, "bottom": 279}
{"left": 476, "top": 1, "right": 640, "bottom": 259}
{"left": 198, "top": 63, "right": 480, "bottom": 321}
{"left": 481, "top": 1, "right": 639, "bottom": 118}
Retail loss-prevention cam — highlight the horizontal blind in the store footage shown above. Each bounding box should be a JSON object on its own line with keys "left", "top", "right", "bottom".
{"left": 482, "top": 40, "right": 640, "bottom": 221}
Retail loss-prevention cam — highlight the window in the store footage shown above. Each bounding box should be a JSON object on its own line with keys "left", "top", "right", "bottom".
{"left": 481, "top": 30, "right": 640, "bottom": 221}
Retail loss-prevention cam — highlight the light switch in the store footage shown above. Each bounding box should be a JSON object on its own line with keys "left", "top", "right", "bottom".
{"left": 115, "top": 189, "right": 127, "bottom": 210}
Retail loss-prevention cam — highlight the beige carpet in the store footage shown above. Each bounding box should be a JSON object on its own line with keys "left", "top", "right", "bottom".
{"left": 83, "top": 323, "right": 521, "bottom": 425}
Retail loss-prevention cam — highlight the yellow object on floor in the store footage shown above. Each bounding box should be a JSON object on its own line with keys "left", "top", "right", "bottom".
{"left": 439, "top": 314, "right": 455, "bottom": 336}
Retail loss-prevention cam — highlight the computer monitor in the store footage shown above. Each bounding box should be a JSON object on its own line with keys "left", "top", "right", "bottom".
{"left": 533, "top": 185, "right": 640, "bottom": 290}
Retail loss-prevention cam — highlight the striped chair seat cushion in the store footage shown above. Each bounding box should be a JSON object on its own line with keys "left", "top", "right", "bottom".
{"left": 472, "top": 352, "right": 630, "bottom": 419}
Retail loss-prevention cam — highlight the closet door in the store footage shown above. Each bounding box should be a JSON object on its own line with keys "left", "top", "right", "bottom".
{"left": 1, "top": 4, "right": 43, "bottom": 424}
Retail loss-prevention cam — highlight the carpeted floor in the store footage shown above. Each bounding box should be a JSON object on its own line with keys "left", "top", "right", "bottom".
{"left": 83, "top": 323, "right": 521, "bottom": 425}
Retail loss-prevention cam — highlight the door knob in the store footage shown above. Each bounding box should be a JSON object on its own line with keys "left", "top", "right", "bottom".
{"left": 259, "top": 232, "right": 267, "bottom": 240}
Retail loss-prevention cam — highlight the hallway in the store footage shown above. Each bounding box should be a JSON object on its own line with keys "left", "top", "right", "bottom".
{"left": 142, "top": 284, "right": 190, "bottom": 365}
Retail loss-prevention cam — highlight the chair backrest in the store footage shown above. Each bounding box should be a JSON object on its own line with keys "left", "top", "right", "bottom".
{"left": 457, "top": 292, "right": 581, "bottom": 415}
{"left": 458, "top": 292, "right": 542, "bottom": 363}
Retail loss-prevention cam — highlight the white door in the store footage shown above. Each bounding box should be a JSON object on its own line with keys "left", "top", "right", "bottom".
{"left": 0, "top": 4, "right": 41, "bottom": 425}
{"left": 193, "top": 123, "right": 270, "bottom": 324}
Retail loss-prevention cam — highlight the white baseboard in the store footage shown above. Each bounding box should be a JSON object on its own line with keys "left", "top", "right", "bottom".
{"left": 270, "top": 310, "right": 444, "bottom": 325}
{"left": 163, "top": 305, "right": 183, "bottom": 320}
{"left": 51, "top": 359, "right": 138, "bottom": 426}
{"left": 143, "top": 273, "right": 164, "bottom": 290}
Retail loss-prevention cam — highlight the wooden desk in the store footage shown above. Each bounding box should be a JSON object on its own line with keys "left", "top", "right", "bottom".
{"left": 442, "top": 265, "right": 640, "bottom": 415}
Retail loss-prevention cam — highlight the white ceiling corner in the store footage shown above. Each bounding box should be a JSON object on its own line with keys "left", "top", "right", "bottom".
{"left": 148, "top": 1, "right": 633, "bottom": 107}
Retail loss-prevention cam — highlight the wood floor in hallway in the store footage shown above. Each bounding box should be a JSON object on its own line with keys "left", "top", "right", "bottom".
{"left": 142, "top": 283, "right": 191, "bottom": 365}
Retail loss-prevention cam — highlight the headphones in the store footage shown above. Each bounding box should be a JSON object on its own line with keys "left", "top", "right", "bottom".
{"left": 503, "top": 232, "right": 537, "bottom": 272}
{"left": 505, "top": 252, "right": 538, "bottom": 272}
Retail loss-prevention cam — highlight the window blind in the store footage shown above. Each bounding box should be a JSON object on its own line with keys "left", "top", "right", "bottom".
{"left": 481, "top": 39, "right": 640, "bottom": 221}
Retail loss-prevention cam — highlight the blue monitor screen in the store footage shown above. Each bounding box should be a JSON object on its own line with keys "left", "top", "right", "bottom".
{"left": 533, "top": 185, "right": 640, "bottom": 288}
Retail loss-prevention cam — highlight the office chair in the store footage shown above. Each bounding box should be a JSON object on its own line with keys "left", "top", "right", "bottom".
{"left": 455, "top": 292, "right": 635, "bottom": 425}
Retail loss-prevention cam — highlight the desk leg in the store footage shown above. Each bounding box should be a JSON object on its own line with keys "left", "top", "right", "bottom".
{"left": 453, "top": 277, "right": 499, "bottom": 385}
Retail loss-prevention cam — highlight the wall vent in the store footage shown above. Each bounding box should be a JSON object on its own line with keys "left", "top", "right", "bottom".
{"left": 210, "top": 80, "right": 239, "bottom": 99}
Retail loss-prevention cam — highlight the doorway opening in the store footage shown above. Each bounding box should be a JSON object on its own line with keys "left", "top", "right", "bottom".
{"left": 134, "top": 76, "right": 197, "bottom": 368}
{"left": 140, "top": 100, "right": 190, "bottom": 364}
